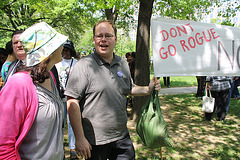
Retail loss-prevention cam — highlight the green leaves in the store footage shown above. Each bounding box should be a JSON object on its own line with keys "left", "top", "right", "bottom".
{"left": 0, "top": 0, "right": 96, "bottom": 47}
{"left": 154, "top": 0, "right": 214, "bottom": 21}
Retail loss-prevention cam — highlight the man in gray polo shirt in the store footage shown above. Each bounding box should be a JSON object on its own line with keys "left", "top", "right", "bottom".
{"left": 65, "top": 20, "right": 161, "bottom": 160}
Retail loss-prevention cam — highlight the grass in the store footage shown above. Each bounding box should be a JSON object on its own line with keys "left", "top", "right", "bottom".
{"left": 158, "top": 76, "right": 198, "bottom": 88}
{"left": 64, "top": 76, "right": 240, "bottom": 159}
{"left": 128, "top": 93, "right": 240, "bottom": 159}
{"left": 130, "top": 74, "right": 240, "bottom": 159}
{"left": 150, "top": 67, "right": 198, "bottom": 88}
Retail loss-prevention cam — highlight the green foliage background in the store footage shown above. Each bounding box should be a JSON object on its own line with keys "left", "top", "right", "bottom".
{"left": 1, "top": 0, "right": 239, "bottom": 51}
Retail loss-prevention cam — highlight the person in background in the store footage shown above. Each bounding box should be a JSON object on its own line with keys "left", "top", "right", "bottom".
{"left": 196, "top": 76, "right": 206, "bottom": 97}
{"left": 0, "top": 48, "right": 7, "bottom": 88}
{"left": 0, "top": 48, "right": 7, "bottom": 71}
{"left": 163, "top": 76, "right": 170, "bottom": 88}
{"left": 125, "top": 52, "right": 135, "bottom": 81}
{"left": 1, "top": 41, "right": 17, "bottom": 81}
{"left": 230, "top": 76, "right": 240, "bottom": 99}
{"left": 3, "top": 30, "right": 61, "bottom": 95}
{"left": 56, "top": 40, "right": 78, "bottom": 160}
{"left": 80, "top": 51, "right": 87, "bottom": 58}
{"left": 125, "top": 52, "right": 136, "bottom": 110}
{"left": 205, "top": 76, "right": 232, "bottom": 122}
{"left": 125, "top": 52, "right": 130, "bottom": 63}
{"left": 0, "top": 22, "right": 67, "bottom": 160}
{"left": 226, "top": 76, "right": 240, "bottom": 114}
{"left": 74, "top": 52, "right": 81, "bottom": 60}
{"left": 65, "top": 20, "right": 161, "bottom": 160}
{"left": 3, "top": 30, "right": 26, "bottom": 84}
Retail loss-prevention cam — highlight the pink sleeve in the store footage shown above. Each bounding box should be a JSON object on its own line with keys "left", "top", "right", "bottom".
{"left": 0, "top": 72, "right": 38, "bottom": 160}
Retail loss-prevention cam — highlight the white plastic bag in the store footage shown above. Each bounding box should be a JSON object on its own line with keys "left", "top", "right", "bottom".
{"left": 202, "top": 89, "right": 215, "bottom": 113}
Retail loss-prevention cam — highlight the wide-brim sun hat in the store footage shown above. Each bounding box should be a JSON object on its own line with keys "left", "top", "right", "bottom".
{"left": 20, "top": 22, "right": 68, "bottom": 67}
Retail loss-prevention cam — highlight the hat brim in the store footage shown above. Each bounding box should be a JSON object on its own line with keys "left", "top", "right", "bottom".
{"left": 26, "top": 33, "right": 68, "bottom": 67}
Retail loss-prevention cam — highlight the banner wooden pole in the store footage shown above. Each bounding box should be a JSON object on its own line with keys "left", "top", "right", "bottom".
{"left": 160, "top": 147, "right": 163, "bottom": 160}
{"left": 155, "top": 76, "right": 163, "bottom": 160}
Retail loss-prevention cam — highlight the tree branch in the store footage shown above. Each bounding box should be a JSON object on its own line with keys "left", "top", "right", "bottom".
{"left": 0, "top": 27, "right": 15, "bottom": 32}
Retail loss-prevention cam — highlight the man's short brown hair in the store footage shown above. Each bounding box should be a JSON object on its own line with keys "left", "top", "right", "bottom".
{"left": 93, "top": 20, "right": 117, "bottom": 36}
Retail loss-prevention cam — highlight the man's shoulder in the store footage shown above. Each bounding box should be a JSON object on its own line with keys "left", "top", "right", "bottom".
{"left": 3, "top": 61, "right": 11, "bottom": 67}
{"left": 115, "top": 55, "right": 128, "bottom": 65}
{"left": 6, "top": 59, "right": 18, "bottom": 71}
{"left": 3, "top": 59, "right": 19, "bottom": 83}
{"left": 78, "top": 54, "right": 94, "bottom": 63}
{"left": 10, "top": 59, "right": 18, "bottom": 65}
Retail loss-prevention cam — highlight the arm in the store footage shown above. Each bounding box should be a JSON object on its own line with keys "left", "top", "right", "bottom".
{"left": 67, "top": 97, "right": 92, "bottom": 159}
{"left": 0, "top": 72, "right": 38, "bottom": 160}
{"left": 206, "top": 82, "right": 211, "bottom": 90}
{"left": 0, "top": 80, "right": 23, "bottom": 159}
{"left": 130, "top": 76, "right": 161, "bottom": 96}
{"left": 206, "top": 76, "right": 212, "bottom": 90}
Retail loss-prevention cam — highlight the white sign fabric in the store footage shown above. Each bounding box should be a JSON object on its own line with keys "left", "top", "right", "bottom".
{"left": 151, "top": 17, "right": 240, "bottom": 77}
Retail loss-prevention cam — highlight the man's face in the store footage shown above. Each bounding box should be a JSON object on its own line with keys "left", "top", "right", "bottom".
{"left": 93, "top": 22, "right": 117, "bottom": 59}
{"left": 126, "top": 55, "right": 133, "bottom": 63}
{"left": 62, "top": 47, "right": 71, "bottom": 59}
{"left": 12, "top": 34, "right": 26, "bottom": 60}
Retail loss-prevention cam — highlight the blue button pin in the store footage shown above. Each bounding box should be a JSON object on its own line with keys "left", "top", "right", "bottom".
{"left": 117, "top": 71, "right": 123, "bottom": 77}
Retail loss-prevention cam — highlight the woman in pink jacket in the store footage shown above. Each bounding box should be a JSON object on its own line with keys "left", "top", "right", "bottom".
{"left": 0, "top": 22, "right": 67, "bottom": 160}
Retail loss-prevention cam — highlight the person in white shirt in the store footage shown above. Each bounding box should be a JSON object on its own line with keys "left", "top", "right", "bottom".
{"left": 55, "top": 40, "right": 78, "bottom": 160}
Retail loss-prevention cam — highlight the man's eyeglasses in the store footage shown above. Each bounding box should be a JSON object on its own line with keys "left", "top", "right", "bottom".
{"left": 94, "top": 34, "right": 114, "bottom": 40}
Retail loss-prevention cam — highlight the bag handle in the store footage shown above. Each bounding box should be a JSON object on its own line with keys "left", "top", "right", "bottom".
{"left": 139, "top": 85, "right": 156, "bottom": 114}
{"left": 205, "top": 88, "right": 212, "bottom": 98}
{"left": 153, "top": 89, "right": 161, "bottom": 113}
{"left": 149, "top": 86, "right": 161, "bottom": 113}
{"left": 65, "top": 58, "right": 74, "bottom": 87}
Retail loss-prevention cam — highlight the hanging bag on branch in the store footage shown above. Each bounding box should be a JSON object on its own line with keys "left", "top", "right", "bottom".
{"left": 136, "top": 87, "right": 172, "bottom": 148}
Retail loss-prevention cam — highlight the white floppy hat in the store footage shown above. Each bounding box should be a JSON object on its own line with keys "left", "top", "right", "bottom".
{"left": 20, "top": 22, "right": 68, "bottom": 67}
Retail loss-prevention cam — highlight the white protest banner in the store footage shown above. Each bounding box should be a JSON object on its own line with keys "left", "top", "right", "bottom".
{"left": 151, "top": 17, "right": 240, "bottom": 77}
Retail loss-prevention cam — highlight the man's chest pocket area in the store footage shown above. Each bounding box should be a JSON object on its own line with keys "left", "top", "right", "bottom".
{"left": 116, "top": 76, "right": 131, "bottom": 96}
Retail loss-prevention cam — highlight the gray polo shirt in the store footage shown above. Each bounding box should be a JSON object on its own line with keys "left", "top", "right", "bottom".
{"left": 65, "top": 52, "right": 134, "bottom": 145}
{"left": 19, "top": 77, "right": 64, "bottom": 159}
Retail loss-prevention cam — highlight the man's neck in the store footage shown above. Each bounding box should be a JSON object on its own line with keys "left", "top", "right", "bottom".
{"left": 100, "top": 53, "right": 114, "bottom": 64}
{"left": 102, "top": 57, "right": 113, "bottom": 64}
{"left": 6, "top": 55, "right": 16, "bottom": 62}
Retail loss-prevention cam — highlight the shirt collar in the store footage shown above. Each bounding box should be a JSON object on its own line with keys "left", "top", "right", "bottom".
{"left": 92, "top": 51, "right": 120, "bottom": 66}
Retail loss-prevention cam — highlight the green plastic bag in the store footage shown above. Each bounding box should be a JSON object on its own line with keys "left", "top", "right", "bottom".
{"left": 136, "top": 88, "right": 172, "bottom": 148}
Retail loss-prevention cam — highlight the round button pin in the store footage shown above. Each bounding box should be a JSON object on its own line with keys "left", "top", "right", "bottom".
{"left": 117, "top": 71, "right": 123, "bottom": 77}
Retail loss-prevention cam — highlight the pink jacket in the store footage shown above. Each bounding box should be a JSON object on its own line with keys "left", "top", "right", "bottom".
{"left": 0, "top": 72, "right": 38, "bottom": 160}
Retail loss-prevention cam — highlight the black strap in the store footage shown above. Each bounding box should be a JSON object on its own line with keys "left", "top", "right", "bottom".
{"left": 64, "top": 58, "right": 74, "bottom": 87}
{"left": 2, "top": 60, "right": 20, "bottom": 87}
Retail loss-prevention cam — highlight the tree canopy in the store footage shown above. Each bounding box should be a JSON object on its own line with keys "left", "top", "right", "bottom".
{"left": 153, "top": 0, "right": 213, "bottom": 20}
{"left": 0, "top": 0, "right": 97, "bottom": 48}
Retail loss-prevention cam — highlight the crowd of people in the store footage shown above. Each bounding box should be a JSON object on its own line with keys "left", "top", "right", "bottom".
{"left": 0, "top": 20, "right": 161, "bottom": 160}
{"left": 0, "top": 19, "right": 239, "bottom": 160}
{"left": 55, "top": 40, "right": 79, "bottom": 159}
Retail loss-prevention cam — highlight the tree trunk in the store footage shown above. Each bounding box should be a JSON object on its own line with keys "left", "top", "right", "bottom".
{"left": 131, "top": 0, "right": 154, "bottom": 121}
{"left": 105, "top": 8, "right": 118, "bottom": 24}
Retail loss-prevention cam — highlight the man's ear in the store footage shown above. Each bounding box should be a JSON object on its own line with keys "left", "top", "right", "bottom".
{"left": 93, "top": 36, "right": 95, "bottom": 44}
{"left": 114, "top": 36, "right": 117, "bottom": 46}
